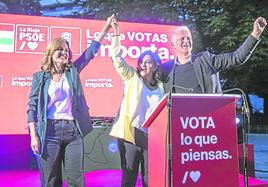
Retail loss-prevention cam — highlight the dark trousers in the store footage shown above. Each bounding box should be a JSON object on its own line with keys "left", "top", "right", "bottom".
{"left": 118, "top": 128, "right": 148, "bottom": 187}
{"left": 37, "top": 120, "right": 84, "bottom": 187}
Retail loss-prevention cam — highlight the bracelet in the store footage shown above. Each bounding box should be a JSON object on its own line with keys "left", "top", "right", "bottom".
{"left": 111, "top": 34, "right": 120, "bottom": 37}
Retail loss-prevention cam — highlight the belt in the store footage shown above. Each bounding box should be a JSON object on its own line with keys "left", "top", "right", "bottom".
{"left": 47, "top": 119, "right": 75, "bottom": 124}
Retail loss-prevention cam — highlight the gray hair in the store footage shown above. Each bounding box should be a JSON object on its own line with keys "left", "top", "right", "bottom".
{"left": 171, "top": 26, "right": 191, "bottom": 43}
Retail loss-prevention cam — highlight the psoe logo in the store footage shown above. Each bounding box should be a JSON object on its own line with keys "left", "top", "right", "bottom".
{"left": 61, "top": 32, "right": 72, "bottom": 47}
{"left": 11, "top": 76, "right": 32, "bottom": 87}
{"left": 15, "top": 24, "right": 49, "bottom": 54}
{"left": 50, "top": 26, "right": 81, "bottom": 55}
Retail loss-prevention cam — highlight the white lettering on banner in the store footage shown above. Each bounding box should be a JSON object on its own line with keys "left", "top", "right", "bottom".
{"left": 180, "top": 133, "right": 192, "bottom": 145}
{"left": 11, "top": 76, "right": 32, "bottom": 87}
{"left": 27, "top": 27, "right": 40, "bottom": 32}
{"left": 99, "top": 45, "right": 111, "bottom": 57}
{"left": 86, "top": 29, "right": 171, "bottom": 60}
{"left": 178, "top": 115, "right": 233, "bottom": 165}
{"left": 194, "top": 135, "right": 217, "bottom": 147}
{"left": 16, "top": 25, "right": 49, "bottom": 53}
{"left": 180, "top": 116, "right": 215, "bottom": 129}
{"left": 181, "top": 133, "right": 218, "bottom": 147}
{"left": 19, "top": 27, "right": 26, "bottom": 32}
{"left": 19, "top": 31, "right": 45, "bottom": 42}
{"left": 91, "top": 44, "right": 170, "bottom": 60}
{"left": 181, "top": 149, "right": 231, "bottom": 164}
{"left": 84, "top": 78, "right": 114, "bottom": 88}
{"left": 87, "top": 30, "right": 168, "bottom": 43}
{"left": 126, "top": 32, "right": 167, "bottom": 43}
{"left": 86, "top": 30, "right": 126, "bottom": 42}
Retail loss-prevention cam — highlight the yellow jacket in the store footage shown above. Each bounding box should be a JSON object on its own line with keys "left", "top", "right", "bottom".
{"left": 109, "top": 36, "right": 165, "bottom": 143}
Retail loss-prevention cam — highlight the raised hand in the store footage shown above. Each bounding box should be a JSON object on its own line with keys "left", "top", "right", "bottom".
{"left": 252, "top": 17, "right": 267, "bottom": 39}
{"left": 111, "top": 16, "right": 119, "bottom": 35}
{"left": 106, "top": 14, "right": 116, "bottom": 28}
{"left": 95, "top": 14, "right": 115, "bottom": 42}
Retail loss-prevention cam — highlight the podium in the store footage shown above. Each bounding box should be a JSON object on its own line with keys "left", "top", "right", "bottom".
{"left": 143, "top": 93, "right": 240, "bottom": 187}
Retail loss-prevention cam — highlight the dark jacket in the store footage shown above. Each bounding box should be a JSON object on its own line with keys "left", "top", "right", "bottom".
{"left": 27, "top": 40, "right": 101, "bottom": 157}
{"left": 163, "top": 35, "right": 260, "bottom": 93}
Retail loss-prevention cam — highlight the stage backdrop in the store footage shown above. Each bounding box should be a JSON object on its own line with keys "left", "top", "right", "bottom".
{"left": 0, "top": 13, "right": 176, "bottom": 134}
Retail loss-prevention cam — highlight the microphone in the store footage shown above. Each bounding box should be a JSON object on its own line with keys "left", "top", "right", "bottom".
{"left": 221, "top": 88, "right": 250, "bottom": 117}
{"left": 167, "top": 85, "right": 193, "bottom": 108}
{"left": 221, "top": 87, "right": 250, "bottom": 187}
{"left": 171, "top": 84, "right": 194, "bottom": 93}
{"left": 221, "top": 88, "right": 250, "bottom": 119}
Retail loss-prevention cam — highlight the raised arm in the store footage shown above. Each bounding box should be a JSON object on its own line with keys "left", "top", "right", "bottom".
{"left": 209, "top": 17, "right": 267, "bottom": 71}
{"left": 74, "top": 15, "right": 114, "bottom": 72}
{"left": 95, "top": 14, "right": 114, "bottom": 43}
{"left": 110, "top": 17, "right": 135, "bottom": 80}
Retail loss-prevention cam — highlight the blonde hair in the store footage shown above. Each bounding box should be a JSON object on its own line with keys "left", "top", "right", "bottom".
{"left": 41, "top": 37, "right": 72, "bottom": 73}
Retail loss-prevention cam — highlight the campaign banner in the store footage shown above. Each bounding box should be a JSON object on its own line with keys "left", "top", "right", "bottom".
{"left": 0, "top": 13, "right": 176, "bottom": 134}
{"left": 171, "top": 95, "right": 240, "bottom": 187}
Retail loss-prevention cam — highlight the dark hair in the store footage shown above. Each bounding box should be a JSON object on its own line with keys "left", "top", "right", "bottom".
{"left": 137, "top": 50, "right": 169, "bottom": 86}
{"left": 137, "top": 50, "right": 161, "bottom": 66}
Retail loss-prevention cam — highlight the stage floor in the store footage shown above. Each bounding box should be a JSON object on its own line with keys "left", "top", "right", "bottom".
{"left": 0, "top": 134, "right": 267, "bottom": 186}
{"left": 0, "top": 169, "right": 268, "bottom": 187}
{"left": 0, "top": 169, "right": 141, "bottom": 187}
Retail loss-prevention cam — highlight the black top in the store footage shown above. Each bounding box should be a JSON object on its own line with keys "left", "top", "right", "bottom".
{"left": 173, "top": 62, "right": 202, "bottom": 93}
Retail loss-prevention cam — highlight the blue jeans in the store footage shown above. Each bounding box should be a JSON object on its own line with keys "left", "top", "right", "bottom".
{"left": 37, "top": 119, "right": 84, "bottom": 187}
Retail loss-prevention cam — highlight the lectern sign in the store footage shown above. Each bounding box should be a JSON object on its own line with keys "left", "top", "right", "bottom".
{"left": 171, "top": 94, "right": 240, "bottom": 187}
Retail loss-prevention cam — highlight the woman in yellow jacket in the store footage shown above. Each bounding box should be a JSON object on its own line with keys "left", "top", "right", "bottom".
{"left": 109, "top": 18, "right": 167, "bottom": 187}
